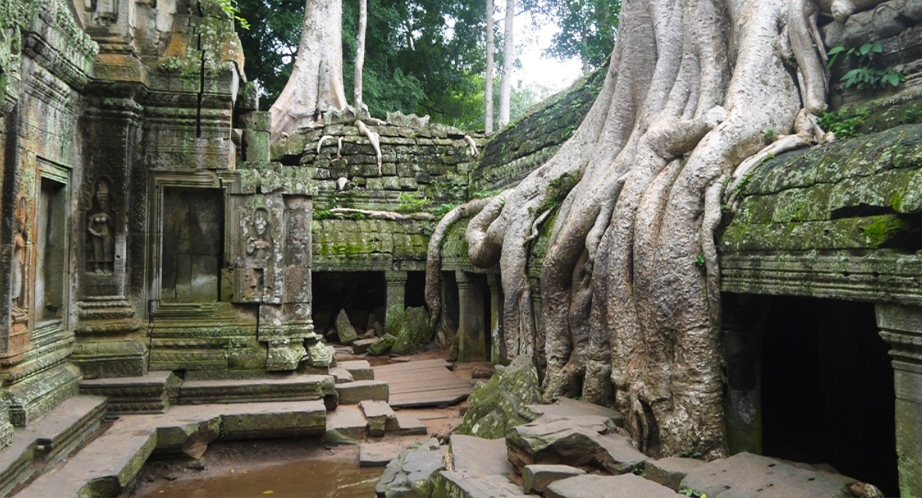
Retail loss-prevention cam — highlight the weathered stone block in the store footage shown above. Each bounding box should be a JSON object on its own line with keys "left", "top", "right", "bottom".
{"left": 457, "top": 355, "right": 540, "bottom": 439}
{"left": 545, "top": 474, "right": 676, "bottom": 498}
{"left": 522, "top": 464, "right": 586, "bottom": 494}
{"left": 337, "top": 380, "right": 389, "bottom": 404}
{"left": 376, "top": 438, "right": 445, "bottom": 497}
{"left": 644, "top": 457, "right": 705, "bottom": 491}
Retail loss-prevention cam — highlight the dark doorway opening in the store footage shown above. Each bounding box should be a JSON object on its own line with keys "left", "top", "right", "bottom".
{"left": 312, "top": 272, "right": 386, "bottom": 335}
{"left": 761, "top": 296, "right": 897, "bottom": 494}
{"left": 406, "top": 271, "right": 426, "bottom": 308}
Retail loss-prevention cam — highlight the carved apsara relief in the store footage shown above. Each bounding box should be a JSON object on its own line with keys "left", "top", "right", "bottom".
{"left": 244, "top": 207, "right": 273, "bottom": 299}
{"left": 87, "top": 178, "right": 115, "bottom": 274}
{"left": 11, "top": 196, "right": 29, "bottom": 323}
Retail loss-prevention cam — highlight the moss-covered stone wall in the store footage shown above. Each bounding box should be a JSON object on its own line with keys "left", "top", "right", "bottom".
{"left": 469, "top": 62, "right": 607, "bottom": 194}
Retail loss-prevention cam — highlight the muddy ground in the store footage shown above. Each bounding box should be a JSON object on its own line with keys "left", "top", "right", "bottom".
{"left": 128, "top": 346, "right": 486, "bottom": 497}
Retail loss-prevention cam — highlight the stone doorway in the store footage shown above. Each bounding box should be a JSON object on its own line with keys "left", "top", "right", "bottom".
{"left": 759, "top": 296, "right": 897, "bottom": 494}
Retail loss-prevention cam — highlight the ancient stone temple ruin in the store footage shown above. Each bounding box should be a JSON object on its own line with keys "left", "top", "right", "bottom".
{"left": 1, "top": 0, "right": 922, "bottom": 497}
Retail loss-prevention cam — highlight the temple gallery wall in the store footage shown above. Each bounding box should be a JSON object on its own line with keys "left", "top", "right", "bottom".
{"left": 0, "top": 0, "right": 922, "bottom": 496}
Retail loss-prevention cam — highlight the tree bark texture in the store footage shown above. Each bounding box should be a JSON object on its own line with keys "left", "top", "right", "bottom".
{"left": 354, "top": 0, "right": 368, "bottom": 114}
{"left": 457, "top": 0, "right": 830, "bottom": 459}
{"left": 485, "top": 0, "right": 495, "bottom": 133}
{"left": 498, "top": 0, "right": 515, "bottom": 126}
{"left": 270, "top": 0, "right": 348, "bottom": 142}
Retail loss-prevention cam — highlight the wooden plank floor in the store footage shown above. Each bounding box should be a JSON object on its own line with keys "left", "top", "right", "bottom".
{"left": 373, "top": 359, "right": 474, "bottom": 408}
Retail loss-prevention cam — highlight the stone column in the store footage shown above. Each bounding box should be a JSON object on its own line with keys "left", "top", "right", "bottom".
{"left": 487, "top": 273, "right": 505, "bottom": 365}
{"left": 877, "top": 304, "right": 922, "bottom": 497}
{"left": 456, "top": 271, "right": 486, "bottom": 362}
{"left": 384, "top": 270, "right": 407, "bottom": 334}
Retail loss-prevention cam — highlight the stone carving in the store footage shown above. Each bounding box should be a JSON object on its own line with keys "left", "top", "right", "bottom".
{"left": 87, "top": 178, "right": 115, "bottom": 274}
{"left": 84, "top": 0, "right": 119, "bottom": 25}
{"left": 245, "top": 207, "right": 272, "bottom": 298}
{"left": 11, "top": 196, "right": 28, "bottom": 322}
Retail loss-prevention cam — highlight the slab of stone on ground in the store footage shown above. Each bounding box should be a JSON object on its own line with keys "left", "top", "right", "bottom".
{"left": 449, "top": 434, "right": 515, "bottom": 477}
{"left": 336, "top": 380, "right": 389, "bottom": 404}
{"left": 644, "top": 456, "right": 706, "bottom": 490}
{"left": 522, "top": 465, "right": 586, "bottom": 494}
{"left": 360, "top": 400, "right": 396, "bottom": 437}
{"left": 524, "top": 397, "right": 623, "bottom": 426}
{"left": 352, "top": 338, "right": 377, "bottom": 354}
{"left": 360, "top": 441, "right": 410, "bottom": 467}
{"left": 680, "top": 452, "right": 855, "bottom": 498}
{"left": 544, "top": 474, "right": 677, "bottom": 498}
{"left": 330, "top": 366, "right": 354, "bottom": 384}
{"left": 394, "top": 412, "right": 427, "bottom": 435}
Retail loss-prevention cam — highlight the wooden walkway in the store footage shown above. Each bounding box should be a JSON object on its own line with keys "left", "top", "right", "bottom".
{"left": 373, "top": 359, "right": 474, "bottom": 408}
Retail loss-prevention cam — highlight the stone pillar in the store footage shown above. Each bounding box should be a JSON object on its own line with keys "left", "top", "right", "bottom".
{"left": 456, "top": 271, "right": 486, "bottom": 362}
{"left": 385, "top": 270, "right": 407, "bottom": 334}
{"left": 721, "top": 295, "right": 765, "bottom": 455}
{"left": 487, "top": 273, "right": 505, "bottom": 365}
{"left": 876, "top": 304, "right": 922, "bottom": 497}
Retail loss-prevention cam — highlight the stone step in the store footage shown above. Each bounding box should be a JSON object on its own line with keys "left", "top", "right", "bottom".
{"left": 80, "top": 371, "right": 181, "bottom": 414}
{"left": 336, "top": 380, "right": 389, "bottom": 404}
{"left": 177, "top": 374, "right": 337, "bottom": 406}
{"left": 432, "top": 472, "right": 539, "bottom": 497}
{"left": 360, "top": 400, "right": 396, "bottom": 437}
{"left": 14, "top": 400, "right": 326, "bottom": 498}
{"left": 545, "top": 474, "right": 677, "bottom": 498}
{"left": 330, "top": 366, "right": 354, "bottom": 384}
{"left": 326, "top": 405, "right": 369, "bottom": 440}
{"left": 393, "top": 412, "right": 427, "bottom": 435}
{"left": 339, "top": 360, "right": 374, "bottom": 381}
{"left": 0, "top": 395, "right": 107, "bottom": 497}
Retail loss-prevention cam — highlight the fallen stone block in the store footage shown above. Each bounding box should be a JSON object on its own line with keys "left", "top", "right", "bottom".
{"left": 360, "top": 400, "right": 396, "bottom": 437}
{"left": 326, "top": 405, "right": 367, "bottom": 440}
{"left": 450, "top": 434, "right": 514, "bottom": 477}
{"left": 394, "top": 412, "right": 427, "bottom": 435}
{"left": 680, "top": 452, "right": 855, "bottom": 498}
{"left": 523, "top": 396, "right": 623, "bottom": 427}
{"left": 644, "top": 456, "right": 706, "bottom": 490}
{"left": 522, "top": 464, "right": 586, "bottom": 494}
{"left": 545, "top": 474, "right": 677, "bottom": 498}
{"left": 432, "top": 471, "right": 540, "bottom": 497}
{"left": 369, "top": 334, "right": 397, "bottom": 356}
{"left": 360, "top": 441, "right": 407, "bottom": 468}
{"left": 506, "top": 415, "right": 647, "bottom": 475}
{"left": 330, "top": 367, "right": 354, "bottom": 384}
{"left": 353, "top": 338, "right": 377, "bottom": 355}
{"left": 375, "top": 438, "right": 445, "bottom": 497}
{"left": 336, "top": 309, "right": 359, "bottom": 345}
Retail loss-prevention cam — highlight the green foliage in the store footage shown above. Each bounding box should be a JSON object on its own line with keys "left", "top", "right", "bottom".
{"left": 215, "top": 0, "right": 250, "bottom": 28}
{"left": 396, "top": 192, "right": 432, "bottom": 212}
{"left": 827, "top": 43, "right": 904, "bottom": 92}
{"left": 819, "top": 109, "right": 870, "bottom": 139}
{"left": 680, "top": 449, "right": 704, "bottom": 459}
{"left": 473, "top": 189, "right": 504, "bottom": 199}
{"left": 694, "top": 254, "right": 706, "bottom": 268}
{"left": 763, "top": 128, "right": 775, "bottom": 142}
{"left": 525, "top": 0, "right": 621, "bottom": 71}
{"left": 431, "top": 203, "right": 459, "bottom": 218}
{"left": 678, "top": 488, "right": 706, "bottom": 498}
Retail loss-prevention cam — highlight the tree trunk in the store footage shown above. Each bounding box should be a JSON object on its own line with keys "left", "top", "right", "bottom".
{"left": 485, "top": 0, "right": 495, "bottom": 133}
{"left": 269, "top": 0, "right": 348, "bottom": 142}
{"left": 498, "top": 0, "right": 514, "bottom": 127}
{"left": 354, "top": 0, "right": 368, "bottom": 115}
{"left": 460, "top": 0, "right": 829, "bottom": 459}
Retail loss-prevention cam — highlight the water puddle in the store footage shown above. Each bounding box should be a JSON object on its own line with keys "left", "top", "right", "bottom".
{"left": 135, "top": 457, "right": 382, "bottom": 498}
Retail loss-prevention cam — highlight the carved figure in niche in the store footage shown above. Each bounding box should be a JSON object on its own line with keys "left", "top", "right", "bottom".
{"left": 246, "top": 208, "right": 272, "bottom": 297}
{"left": 87, "top": 179, "right": 115, "bottom": 274}
{"left": 11, "top": 196, "right": 28, "bottom": 322}
{"left": 84, "top": 0, "right": 118, "bottom": 25}
{"left": 288, "top": 208, "right": 309, "bottom": 265}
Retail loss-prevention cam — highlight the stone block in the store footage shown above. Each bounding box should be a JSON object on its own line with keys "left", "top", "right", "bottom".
{"left": 376, "top": 438, "right": 445, "bottom": 497}
{"left": 326, "top": 405, "right": 367, "bottom": 440}
{"left": 337, "top": 380, "right": 389, "bottom": 404}
{"left": 339, "top": 360, "right": 374, "bottom": 381}
{"left": 335, "top": 309, "right": 359, "bottom": 345}
{"left": 352, "top": 338, "right": 377, "bottom": 355}
{"left": 218, "top": 400, "right": 327, "bottom": 439}
{"left": 680, "top": 452, "right": 854, "bottom": 498}
{"left": 80, "top": 371, "right": 182, "bottom": 414}
{"left": 177, "top": 374, "right": 336, "bottom": 405}
{"left": 506, "top": 414, "right": 647, "bottom": 475}
{"left": 545, "top": 474, "right": 676, "bottom": 498}
{"left": 360, "top": 441, "right": 408, "bottom": 467}
{"left": 330, "top": 366, "right": 354, "bottom": 384}
{"left": 450, "top": 434, "right": 514, "bottom": 477}
{"left": 522, "top": 464, "right": 586, "bottom": 494}
{"left": 360, "top": 400, "right": 396, "bottom": 437}
{"left": 368, "top": 334, "right": 397, "bottom": 356}
{"left": 395, "top": 412, "right": 427, "bottom": 435}
{"left": 644, "top": 457, "right": 705, "bottom": 490}
{"left": 432, "top": 472, "right": 539, "bottom": 497}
